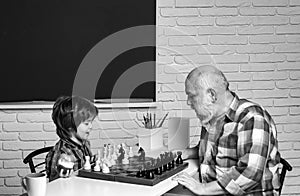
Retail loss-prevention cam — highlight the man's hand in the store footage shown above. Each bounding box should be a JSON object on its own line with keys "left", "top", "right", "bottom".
{"left": 172, "top": 172, "right": 204, "bottom": 195}
{"left": 172, "top": 172, "right": 229, "bottom": 195}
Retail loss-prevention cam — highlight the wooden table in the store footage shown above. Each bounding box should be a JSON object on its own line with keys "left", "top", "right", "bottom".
{"left": 44, "top": 159, "right": 198, "bottom": 196}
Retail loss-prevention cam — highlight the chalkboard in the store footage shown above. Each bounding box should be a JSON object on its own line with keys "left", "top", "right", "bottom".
{"left": 0, "top": 0, "right": 156, "bottom": 102}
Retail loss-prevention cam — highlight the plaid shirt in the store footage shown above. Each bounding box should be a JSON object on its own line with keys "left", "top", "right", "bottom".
{"left": 198, "top": 92, "right": 281, "bottom": 196}
{"left": 45, "top": 138, "right": 92, "bottom": 181}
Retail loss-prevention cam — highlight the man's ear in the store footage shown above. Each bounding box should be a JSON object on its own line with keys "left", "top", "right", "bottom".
{"left": 207, "top": 88, "right": 217, "bottom": 103}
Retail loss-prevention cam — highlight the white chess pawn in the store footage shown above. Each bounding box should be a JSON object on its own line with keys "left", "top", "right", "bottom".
{"left": 84, "top": 156, "right": 91, "bottom": 170}
{"left": 94, "top": 160, "right": 101, "bottom": 172}
{"left": 128, "top": 146, "right": 134, "bottom": 158}
{"left": 123, "top": 156, "right": 129, "bottom": 164}
{"left": 110, "top": 158, "right": 116, "bottom": 166}
{"left": 102, "top": 162, "right": 110, "bottom": 173}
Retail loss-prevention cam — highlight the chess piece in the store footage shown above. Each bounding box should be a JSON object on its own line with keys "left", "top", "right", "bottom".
{"left": 105, "top": 157, "right": 112, "bottom": 168}
{"left": 111, "top": 145, "right": 118, "bottom": 164}
{"left": 84, "top": 156, "right": 91, "bottom": 170}
{"left": 136, "top": 166, "right": 143, "bottom": 178}
{"left": 107, "top": 144, "right": 112, "bottom": 159}
{"left": 123, "top": 145, "right": 129, "bottom": 164}
{"left": 170, "top": 152, "right": 175, "bottom": 168}
{"left": 110, "top": 157, "right": 116, "bottom": 166}
{"left": 138, "top": 147, "right": 145, "bottom": 161}
{"left": 141, "top": 168, "right": 146, "bottom": 177}
{"left": 128, "top": 146, "right": 134, "bottom": 158}
{"left": 175, "top": 151, "right": 183, "bottom": 164}
{"left": 164, "top": 152, "right": 171, "bottom": 170}
{"left": 102, "top": 162, "right": 110, "bottom": 173}
{"left": 93, "top": 160, "right": 101, "bottom": 172}
{"left": 146, "top": 169, "right": 155, "bottom": 179}
{"left": 118, "top": 143, "right": 125, "bottom": 164}
{"left": 97, "top": 150, "right": 102, "bottom": 161}
{"left": 167, "top": 162, "right": 172, "bottom": 170}
{"left": 103, "top": 144, "right": 108, "bottom": 159}
{"left": 155, "top": 157, "right": 162, "bottom": 175}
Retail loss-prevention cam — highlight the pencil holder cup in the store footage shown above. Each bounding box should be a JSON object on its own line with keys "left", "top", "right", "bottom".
{"left": 138, "top": 127, "right": 163, "bottom": 152}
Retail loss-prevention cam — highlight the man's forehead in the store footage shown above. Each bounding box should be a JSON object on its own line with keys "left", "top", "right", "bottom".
{"left": 185, "top": 82, "right": 196, "bottom": 94}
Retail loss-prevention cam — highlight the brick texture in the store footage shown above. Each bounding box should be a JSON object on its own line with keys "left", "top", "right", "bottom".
{"left": 0, "top": 1, "right": 299, "bottom": 195}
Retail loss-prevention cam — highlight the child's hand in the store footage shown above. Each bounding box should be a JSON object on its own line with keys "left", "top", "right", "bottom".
{"left": 57, "top": 154, "right": 75, "bottom": 178}
{"left": 58, "top": 166, "right": 73, "bottom": 178}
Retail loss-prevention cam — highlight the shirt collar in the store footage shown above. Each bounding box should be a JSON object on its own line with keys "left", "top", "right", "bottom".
{"left": 225, "top": 91, "right": 240, "bottom": 122}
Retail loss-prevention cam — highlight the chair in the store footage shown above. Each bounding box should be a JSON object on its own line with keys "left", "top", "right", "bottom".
{"left": 278, "top": 157, "right": 293, "bottom": 195}
{"left": 23, "top": 146, "right": 53, "bottom": 173}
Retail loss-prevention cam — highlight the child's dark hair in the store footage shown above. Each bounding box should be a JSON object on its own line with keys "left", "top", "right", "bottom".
{"left": 52, "top": 96, "right": 98, "bottom": 140}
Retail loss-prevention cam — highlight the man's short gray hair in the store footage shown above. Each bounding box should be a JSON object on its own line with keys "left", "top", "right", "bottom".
{"left": 186, "top": 65, "right": 229, "bottom": 92}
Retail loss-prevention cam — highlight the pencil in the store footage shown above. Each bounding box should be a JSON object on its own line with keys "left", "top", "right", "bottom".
{"left": 157, "top": 112, "right": 169, "bottom": 128}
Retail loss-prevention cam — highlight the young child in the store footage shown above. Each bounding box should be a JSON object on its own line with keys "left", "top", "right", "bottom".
{"left": 45, "top": 95, "right": 98, "bottom": 181}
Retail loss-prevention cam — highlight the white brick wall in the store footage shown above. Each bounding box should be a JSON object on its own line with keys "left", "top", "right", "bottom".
{"left": 156, "top": 0, "right": 300, "bottom": 195}
{"left": 0, "top": 0, "right": 299, "bottom": 195}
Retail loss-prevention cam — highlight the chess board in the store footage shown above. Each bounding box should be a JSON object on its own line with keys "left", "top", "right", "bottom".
{"left": 78, "top": 155, "right": 188, "bottom": 186}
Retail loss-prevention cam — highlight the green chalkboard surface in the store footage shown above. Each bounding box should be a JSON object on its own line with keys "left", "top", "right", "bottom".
{"left": 0, "top": 0, "right": 156, "bottom": 102}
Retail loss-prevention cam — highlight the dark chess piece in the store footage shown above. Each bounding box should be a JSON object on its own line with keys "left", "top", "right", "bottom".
{"left": 138, "top": 147, "right": 146, "bottom": 162}
{"left": 171, "top": 159, "right": 175, "bottom": 168}
{"left": 154, "top": 167, "right": 159, "bottom": 175}
{"left": 170, "top": 152, "right": 175, "bottom": 168}
{"left": 157, "top": 166, "right": 163, "bottom": 175}
{"left": 146, "top": 170, "right": 155, "bottom": 179}
{"left": 160, "top": 153, "right": 167, "bottom": 172}
{"left": 175, "top": 151, "right": 183, "bottom": 164}
{"left": 118, "top": 144, "right": 125, "bottom": 164}
{"left": 136, "top": 170, "right": 143, "bottom": 178}
{"left": 136, "top": 166, "right": 144, "bottom": 177}
{"left": 141, "top": 168, "right": 146, "bottom": 177}
{"left": 163, "top": 163, "right": 168, "bottom": 172}
{"left": 155, "top": 157, "right": 162, "bottom": 175}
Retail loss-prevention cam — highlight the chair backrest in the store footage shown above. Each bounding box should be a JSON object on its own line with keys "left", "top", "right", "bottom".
{"left": 278, "top": 157, "right": 293, "bottom": 195}
{"left": 23, "top": 146, "right": 53, "bottom": 173}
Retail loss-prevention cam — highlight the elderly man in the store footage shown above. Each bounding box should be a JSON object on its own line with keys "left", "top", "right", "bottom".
{"left": 172, "top": 65, "right": 281, "bottom": 196}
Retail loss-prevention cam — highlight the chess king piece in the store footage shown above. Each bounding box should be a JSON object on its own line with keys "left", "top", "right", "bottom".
{"left": 84, "top": 156, "right": 91, "bottom": 170}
